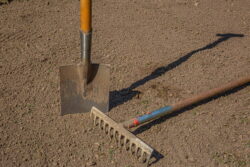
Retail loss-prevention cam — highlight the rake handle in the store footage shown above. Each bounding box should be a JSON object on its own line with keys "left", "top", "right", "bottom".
{"left": 123, "top": 76, "right": 250, "bottom": 128}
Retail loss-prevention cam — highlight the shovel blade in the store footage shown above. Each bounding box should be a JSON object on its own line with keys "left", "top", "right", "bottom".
{"left": 59, "top": 63, "right": 110, "bottom": 115}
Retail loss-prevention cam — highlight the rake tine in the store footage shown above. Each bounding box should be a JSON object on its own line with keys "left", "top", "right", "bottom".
{"left": 117, "top": 132, "right": 121, "bottom": 146}
{"left": 119, "top": 135, "right": 122, "bottom": 146}
{"left": 124, "top": 137, "right": 129, "bottom": 150}
{"left": 146, "top": 154, "right": 151, "bottom": 165}
{"left": 120, "top": 135, "right": 125, "bottom": 147}
{"left": 109, "top": 127, "right": 114, "bottom": 139}
{"left": 126, "top": 139, "right": 131, "bottom": 151}
{"left": 90, "top": 107, "right": 154, "bottom": 165}
{"left": 136, "top": 146, "right": 140, "bottom": 158}
{"left": 130, "top": 143, "right": 136, "bottom": 154}
{"left": 104, "top": 123, "right": 109, "bottom": 134}
{"left": 93, "top": 115, "right": 97, "bottom": 126}
{"left": 136, "top": 147, "right": 142, "bottom": 160}
{"left": 98, "top": 118, "right": 101, "bottom": 127}
{"left": 139, "top": 151, "right": 145, "bottom": 163}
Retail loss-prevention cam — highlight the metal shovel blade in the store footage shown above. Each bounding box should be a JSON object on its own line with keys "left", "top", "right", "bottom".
{"left": 59, "top": 63, "right": 110, "bottom": 115}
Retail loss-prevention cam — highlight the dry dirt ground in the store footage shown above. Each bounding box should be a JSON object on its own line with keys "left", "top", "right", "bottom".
{"left": 0, "top": 0, "right": 250, "bottom": 166}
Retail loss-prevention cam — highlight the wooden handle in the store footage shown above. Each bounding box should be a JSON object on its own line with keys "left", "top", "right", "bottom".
{"left": 123, "top": 76, "right": 250, "bottom": 128}
{"left": 80, "top": 0, "right": 91, "bottom": 33}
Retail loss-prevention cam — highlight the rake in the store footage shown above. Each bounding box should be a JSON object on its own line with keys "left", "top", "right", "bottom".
{"left": 90, "top": 76, "right": 250, "bottom": 165}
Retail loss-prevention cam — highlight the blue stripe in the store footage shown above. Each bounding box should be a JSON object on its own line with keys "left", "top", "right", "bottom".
{"left": 137, "top": 106, "right": 173, "bottom": 123}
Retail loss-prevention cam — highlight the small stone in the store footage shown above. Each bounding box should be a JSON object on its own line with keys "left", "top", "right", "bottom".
{"left": 188, "top": 157, "right": 195, "bottom": 162}
{"left": 194, "top": 2, "right": 199, "bottom": 6}
{"left": 94, "top": 154, "right": 99, "bottom": 159}
{"left": 40, "top": 57, "right": 48, "bottom": 62}
{"left": 94, "top": 142, "right": 100, "bottom": 146}
{"left": 239, "top": 135, "right": 243, "bottom": 140}
{"left": 86, "top": 161, "right": 96, "bottom": 166}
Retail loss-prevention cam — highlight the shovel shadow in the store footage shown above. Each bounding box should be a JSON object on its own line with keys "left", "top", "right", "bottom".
{"left": 109, "top": 33, "right": 244, "bottom": 110}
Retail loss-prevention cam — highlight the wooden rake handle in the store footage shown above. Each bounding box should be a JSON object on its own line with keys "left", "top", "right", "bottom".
{"left": 80, "top": 0, "right": 91, "bottom": 33}
{"left": 123, "top": 76, "right": 250, "bottom": 128}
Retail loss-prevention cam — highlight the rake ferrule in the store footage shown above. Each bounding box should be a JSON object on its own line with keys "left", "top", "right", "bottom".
{"left": 123, "top": 106, "right": 173, "bottom": 128}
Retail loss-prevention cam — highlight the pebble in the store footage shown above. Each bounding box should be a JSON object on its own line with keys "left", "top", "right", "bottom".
{"left": 94, "top": 154, "right": 99, "bottom": 159}
{"left": 188, "top": 156, "right": 195, "bottom": 162}
{"left": 40, "top": 57, "right": 48, "bottom": 63}
{"left": 94, "top": 142, "right": 100, "bottom": 146}
{"left": 86, "top": 161, "right": 96, "bottom": 166}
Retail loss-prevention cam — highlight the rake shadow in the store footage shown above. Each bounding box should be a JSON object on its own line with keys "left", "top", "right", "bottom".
{"left": 0, "top": 0, "right": 13, "bottom": 6}
{"left": 148, "top": 149, "right": 164, "bottom": 166}
{"left": 109, "top": 33, "right": 244, "bottom": 110}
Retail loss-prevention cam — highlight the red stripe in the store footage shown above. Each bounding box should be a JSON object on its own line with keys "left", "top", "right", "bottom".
{"left": 133, "top": 119, "right": 139, "bottom": 126}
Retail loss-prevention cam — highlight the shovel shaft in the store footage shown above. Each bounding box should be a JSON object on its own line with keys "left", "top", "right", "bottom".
{"left": 80, "top": 0, "right": 91, "bottom": 33}
{"left": 80, "top": 31, "right": 91, "bottom": 65}
{"left": 123, "top": 76, "right": 250, "bottom": 128}
{"left": 80, "top": 0, "right": 92, "bottom": 68}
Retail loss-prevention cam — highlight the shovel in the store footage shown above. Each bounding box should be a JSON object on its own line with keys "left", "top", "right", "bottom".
{"left": 59, "top": 0, "right": 110, "bottom": 115}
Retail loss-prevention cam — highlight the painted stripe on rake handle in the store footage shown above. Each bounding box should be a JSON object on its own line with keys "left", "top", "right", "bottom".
{"left": 134, "top": 106, "right": 173, "bottom": 125}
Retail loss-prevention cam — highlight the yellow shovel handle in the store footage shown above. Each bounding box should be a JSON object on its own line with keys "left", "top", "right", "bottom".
{"left": 80, "top": 0, "right": 91, "bottom": 33}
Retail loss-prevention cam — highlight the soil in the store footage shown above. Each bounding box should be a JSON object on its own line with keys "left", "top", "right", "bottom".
{"left": 0, "top": 0, "right": 250, "bottom": 167}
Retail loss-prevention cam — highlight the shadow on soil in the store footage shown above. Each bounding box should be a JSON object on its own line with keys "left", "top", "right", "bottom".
{"left": 109, "top": 33, "right": 244, "bottom": 110}
{"left": 0, "top": 0, "right": 13, "bottom": 6}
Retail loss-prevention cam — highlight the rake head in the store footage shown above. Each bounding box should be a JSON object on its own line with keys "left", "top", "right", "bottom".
{"left": 90, "top": 107, "right": 154, "bottom": 165}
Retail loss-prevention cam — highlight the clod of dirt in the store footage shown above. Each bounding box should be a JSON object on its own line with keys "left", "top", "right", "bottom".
{"left": 86, "top": 161, "right": 96, "bottom": 166}
{"left": 40, "top": 57, "right": 48, "bottom": 63}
